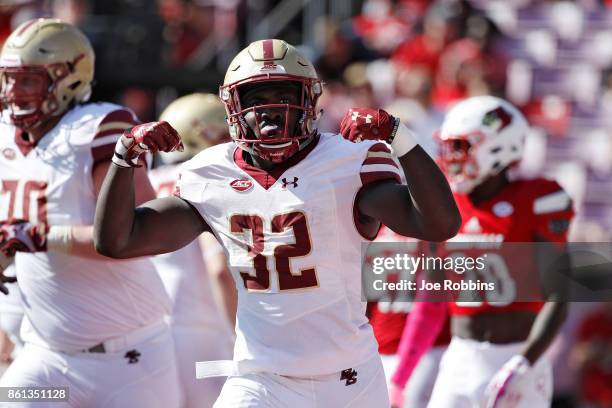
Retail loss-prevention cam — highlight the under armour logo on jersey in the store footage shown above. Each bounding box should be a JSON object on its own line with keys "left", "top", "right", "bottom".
{"left": 351, "top": 111, "right": 373, "bottom": 124}
{"left": 124, "top": 349, "right": 141, "bottom": 364}
{"left": 281, "top": 177, "right": 299, "bottom": 189}
{"left": 340, "top": 368, "right": 357, "bottom": 386}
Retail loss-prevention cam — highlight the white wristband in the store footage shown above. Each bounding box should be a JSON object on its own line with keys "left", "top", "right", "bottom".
{"left": 112, "top": 136, "right": 147, "bottom": 168}
{"left": 389, "top": 121, "right": 418, "bottom": 157}
{"left": 47, "top": 226, "right": 73, "bottom": 253}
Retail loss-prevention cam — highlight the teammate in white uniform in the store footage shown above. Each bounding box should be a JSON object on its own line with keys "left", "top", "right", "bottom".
{"left": 149, "top": 93, "right": 235, "bottom": 408}
{"left": 94, "top": 39, "right": 461, "bottom": 407}
{"left": 0, "top": 19, "right": 179, "bottom": 407}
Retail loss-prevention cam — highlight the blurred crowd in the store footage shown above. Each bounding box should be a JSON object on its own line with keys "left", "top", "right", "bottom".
{"left": 0, "top": 0, "right": 611, "bottom": 407}
{"left": 311, "top": 0, "right": 612, "bottom": 247}
{"left": 2, "top": 0, "right": 609, "bottom": 239}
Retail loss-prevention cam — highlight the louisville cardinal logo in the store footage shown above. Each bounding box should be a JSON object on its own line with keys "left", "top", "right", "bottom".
{"left": 482, "top": 107, "right": 512, "bottom": 131}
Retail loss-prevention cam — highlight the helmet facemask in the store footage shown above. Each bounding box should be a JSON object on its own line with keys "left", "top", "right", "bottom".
{"left": 221, "top": 75, "right": 322, "bottom": 164}
{"left": 438, "top": 129, "right": 523, "bottom": 194}
{"left": 0, "top": 56, "right": 88, "bottom": 130}
{"left": 438, "top": 133, "right": 483, "bottom": 193}
{"left": 0, "top": 66, "right": 52, "bottom": 129}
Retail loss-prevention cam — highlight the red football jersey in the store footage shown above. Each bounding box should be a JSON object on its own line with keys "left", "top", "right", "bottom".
{"left": 445, "top": 177, "right": 574, "bottom": 316}
{"left": 368, "top": 227, "right": 451, "bottom": 354}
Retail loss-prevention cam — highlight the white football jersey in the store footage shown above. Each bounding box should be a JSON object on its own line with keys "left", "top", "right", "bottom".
{"left": 0, "top": 103, "right": 170, "bottom": 352}
{"left": 177, "top": 134, "right": 403, "bottom": 376}
{"left": 149, "top": 163, "right": 232, "bottom": 334}
{"left": 0, "top": 265, "right": 22, "bottom": 314}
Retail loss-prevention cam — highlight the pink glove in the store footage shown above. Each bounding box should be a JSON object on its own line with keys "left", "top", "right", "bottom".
{"left": 389, "top": 382, "right": 405, "bottom": 408}
{"left": 484, "top": 355, "right": 531, "bottom": 408}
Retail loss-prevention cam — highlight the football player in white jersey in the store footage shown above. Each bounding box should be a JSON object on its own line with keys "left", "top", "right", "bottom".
{"left": 94, "top": 39, "right": 461, "bottom": 407}
{"left": 149, "top": 93, "right": 235, "bottom": 408}
{"left": 0, "top": 19, "right": 180, "bottom": 407}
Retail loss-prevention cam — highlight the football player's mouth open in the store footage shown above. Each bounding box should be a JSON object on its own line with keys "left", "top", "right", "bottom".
{"left": 258, "top": 122, "right": 294, "bottom": 149}
{"left": 260, "top": 123, "right": 280, "bottom": 138}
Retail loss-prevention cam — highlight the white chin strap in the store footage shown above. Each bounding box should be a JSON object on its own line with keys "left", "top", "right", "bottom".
{"left": 259, "top": 140, "right": 292, "bottom": 149}
{"left": 11, "top": 106, "right": 37, "bottom": 115}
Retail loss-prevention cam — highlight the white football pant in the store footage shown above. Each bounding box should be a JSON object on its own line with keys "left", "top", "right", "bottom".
{"left": 427, "top": 337, "right": 552, "bottom": 408}
{"left": 0, "top": 323, "right": 181, "bottom": 407}
{"left": 381, "top": 346, "right": 445, "bottom": 408}
{"left": 213, "top": 354, "right": 389, "bottom": 408}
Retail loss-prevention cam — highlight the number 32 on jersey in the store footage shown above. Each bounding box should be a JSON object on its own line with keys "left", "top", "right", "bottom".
{"left": 230, "top": 211, "right": 319, "bottom": 292}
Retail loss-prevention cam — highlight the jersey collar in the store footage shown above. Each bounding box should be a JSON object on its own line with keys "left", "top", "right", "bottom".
{"left": 14, "top": 128, "right": 35, "bottom": 156}
{"left": 233, "top": 135, "right": 320, "bottom": 190}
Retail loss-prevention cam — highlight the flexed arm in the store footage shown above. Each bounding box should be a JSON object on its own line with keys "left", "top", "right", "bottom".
{"left": 94, "top": 122, "right": 209, "bottom": 259}
{"left": 341, "top": 108, "right": 461, "bottom": 242}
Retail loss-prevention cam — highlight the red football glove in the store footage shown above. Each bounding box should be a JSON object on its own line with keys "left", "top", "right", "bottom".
{"left": 340, "top": 108, "right": 399, "bottom": 143}
{"left": 0, "top": 219, "right": 48, "bottom": 256}
{"left": 112, "top": 121, "right": 184, "bottom": 168}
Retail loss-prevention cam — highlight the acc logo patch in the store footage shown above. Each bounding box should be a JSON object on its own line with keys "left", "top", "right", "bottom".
{"left": 2, "top": 148, "right": 15, "bottom": 160}
{"left": 230, "top": 179, "right": 253, "bottom": 192}
{"left": 492, "top": 201, "right": 514, "bottom": 217}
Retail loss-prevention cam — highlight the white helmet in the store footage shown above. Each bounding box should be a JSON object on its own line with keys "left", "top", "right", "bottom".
{"left": 437, "top": 96, "right": 528, "bottom": 193}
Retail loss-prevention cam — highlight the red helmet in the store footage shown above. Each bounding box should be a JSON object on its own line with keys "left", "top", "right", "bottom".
{"left": 219, "top": 39, "right": 322, "bottom": 163}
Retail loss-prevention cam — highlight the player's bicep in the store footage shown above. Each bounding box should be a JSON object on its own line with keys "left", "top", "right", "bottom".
{"left": 357, "top": 181, "right": 421, "bottom": 237}
{"left": 93, "top": 160, "right": 155, "bottom": 205}
{"left": 125, "top": 196, "right": 210, "bottom": 257}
